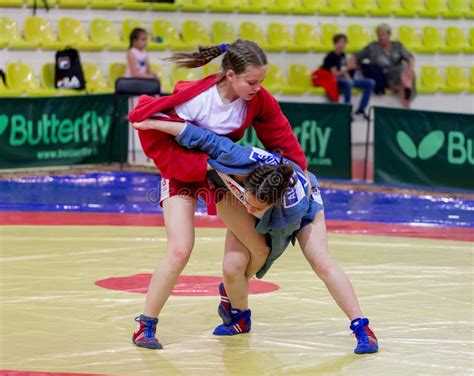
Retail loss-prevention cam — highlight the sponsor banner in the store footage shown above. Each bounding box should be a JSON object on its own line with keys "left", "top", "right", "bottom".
{"left": 0, "top": 95, "right": 128, "bottom": 169}
{"left": 239, "top": 102, "right": 352, "bottom": 179}
{"left": 374, "top": 106, "right": 474, "bottom": 190}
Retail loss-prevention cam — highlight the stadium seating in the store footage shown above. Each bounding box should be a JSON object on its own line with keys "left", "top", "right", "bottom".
{"left": 57, "top": 17, "right": 103, "bottom": 51}
{"left": 182, "top": 20, "right": 211, "bottom": 48}
{"left": 90, "top": 19, "right": 128, "bottom": 51}
{"left": 122, "top": 0, "right": 150, "bottom": 10}
{"left": 0, "top": 16, "right": 38, "bottom": 50}
{"left": 0, "top": 78, "right": 22, "bottom": 97}
{"left": 171, "top": 66, "right": 199, "bottom": 86}
{"left": 239, "top": 22, "right": 270, "bottom": 50}
{"left": 108, "top": 62, "right": 126, "bottom": 86}
{"left": 466, "top": 27, "right": 474, "bottom": 53}
{"left": 443, "top": 65, "right": 469, "bottom": 93}
{"left": 210, "top": 21, "right": 237, "bottom": 44}
{"left": 40, "top": 62, "right": 85, "bottom": 95}
{"left": 444, "top": 0, "right": 470, "bottom": 18}
{"left": 262, "top": 63, "right": 290, "bottom": 94}
{"left": 347, "top": 0, "right": 376, "bottom": 16}
{"left": 294, "top": 0, "right": 322, "bottom": 14}
{"left": 210, "top": 0, "right": 240, "bottom": 12}
{"left": 267, "top": 23, "right": 293, "bottom": 52}
{"left": 239, "top": 0, "right": 270, "bottom": 13}
{"left": 419, "top": 0, "right": 449, "bottom": 17}
{"left": 0, "top": 0, "right": 24, "bottom": 6}
{"left": 267, "top": 0, "right": 299, "bottom": 14}
{"left": 282, "top": 64, "right": 324, "bottom": 95}
{"left": 57, "top": 0, "right": 88, "bottom": 9}
{"left": 417, "top": 65, "right": 444, "bottom": 93}
{"left": 24, "top": 16, "right": 65, "bottom": 50}
{"left": 418, "top": 26, "right": 445, "bottom": 53}
{"left": 149, "top": 63, "right": 173, "bottom": 93}
{"left": 89, "top": 0, "right": 121, "bottom": 9}
{"left": 395, "top": 0, "right": 425, "bottom": 17}
{"left": 82, "top": 62, "right": 113, "bottom": 93}
{"left": 292, "top": 23, "right": 323, "bottom": 52}
{"left": 181, "top": 0, "right": 210, "bottom": 12}
{"left": 149, "top": 0, "right": 180, "bottom": 11}
{"left": 6, "top": 62, "right": 58, "bottom": 96}
{"left": 397, "top": 25, "right": 423, "bottom": 52}
{"left": 320, "top": 23, "right": 341, "bottom": 51}
{"left": 346, "top": 24, "right": 372, "bottom": 52}
{"left": 442, "top": 27, "right": 468, "bottom": 53}
{"left": 151, "top": 19, "right": 194, "bottom": 51}
{"left": 202, "top": 62, "right": 220, "bottom": 76}
{"left": 371, "top": 0, "right": 401, "bottom": 16}
{"left": 469, "top": 67, "right": 474, "bottom": 92}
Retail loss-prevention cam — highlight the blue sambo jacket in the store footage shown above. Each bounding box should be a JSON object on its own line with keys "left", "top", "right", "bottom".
{"left": 175, "top": 123, "right": 324, "bottom": 278}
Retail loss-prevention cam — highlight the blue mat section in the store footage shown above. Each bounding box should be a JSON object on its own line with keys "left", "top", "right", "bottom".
{"left": 0, "top": 172, "right": 472, "bottom": 228}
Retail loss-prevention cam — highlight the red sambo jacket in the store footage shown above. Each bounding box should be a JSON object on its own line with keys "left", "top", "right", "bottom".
{"left": 129, "top": 74, "right": 307, "bottom": 183}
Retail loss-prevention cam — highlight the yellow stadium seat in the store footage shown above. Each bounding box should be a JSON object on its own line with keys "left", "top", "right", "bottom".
{"left": 417, "top": 26, "right": 445, "bottom": 53}
{"left": 469, "top": 67, "right": 474, "bottom": 92}
{"left": 262, "top": 63, "right": 289, "bottom": 94}
{"left": 442, "top": 66, "right": 469, "bottom": 93}
{"left": 0, "top": 0, "right": 23, "bottom": 6}
{"left": 152, "top": 20, "right": 194, "bottom": 51}
{"left": 122, "top": 18, "right": 144, "bottom": 41}
{"left": 294, "top": 0, "right": 322, "bottom": 13}
{"left": 468, "top": 0, "right": 474, "bottom": 18}
{"left": 346, "top": 24, "right": 371, "bottom": 53}
{"left": 0, "top": 16, "right": 38, "bottom": 50}
{"left": 24, "top": 16, "right": 65, "bottom": 50}
{"left": 0, "top": 77, "right": 22, "bottom": 97}
{"left": 210, "top": 0, "right": 240, "bottom": 12}
{"left": 181, "top": 0, "right": 210, "bottom": 11}
{"left": 171, "top": 67, "right": 200, "bottom": 86}
{"left": 444, "top": 0, "right": 469, "bottom": 18}
{"left": 90, "top": 19, "right": 128, "bottom": 51}
{"left": 202, "top": 62, "right": 221, "bottom": 76}
{"left": 371, "top": 0, "right": 402, "bottom": 15}
{"left": 465, "top": 28, "right": 474, "bottom": 53}
{"left": 182, "top": 20, "right": 210, "bottom": 48}
{"left": 122, "top": 0, "right": 149, "bottom": 10}
{"left": 90, "top": 0, "right": 121, "bottom": 9}
{"left": 346, "top": 0, "right": 375, "bottom": 15}
{"left": 149, "top": 63, "right": 173, "bottom": 93}
{"left": 239, "top": 0, "right": 269, "bottom": 13}
{"left": 6, "top": 62, "right": 57, "bottom": 96}
{"left": 321, "top": 23, "right": 341, "bottom": 51}
{"left": 419, "top": 0, "right": 449, "bottom": 17}
{"left": 57, "top": 0, "right": 88, "bottom": 8}
{"left": 239, "top": 22, "right": 270, "bottom": 50}
{"left": 267, "top": 0, "right": 298, "bottom": 13}
{"left": 211, "top": 21, "right": 237, "bottom": 44}
{"left": 441, "top": 27, "right": 468, "bottom": 54}
{"left": 267, "top": 23, "right": 293, "bottom": 52}
{"left": 41, "top": 63, "right": 84, "bottom": 95}
{"left": 395, "top": 0, "right": 425, "bottom": 16}
{"left": 282, "top": 64, "right": 324, "bottom": 95}
{"left": 108, "top": 63, "right": 126, "bottom": 86}
{"left": 82, "top": 63, "right": 113, "bottom": 94}
{"left": 292, "top": 23, "right": 323, "bottom": 52}
{"left": 58, "top": 17, "right": 104, "bottom": 51}
{"left": 150, "top": 0, "right": 180, "bottom": 10}
{"left": 319, "top": 0, "right": 353, "bottom": 15}
{"left": 25, "top": 0, "right": 57, "bottom": 6}
{"left": 397, "top": 25, "right": 422, "bottom": 52}
{"left": 417, "top": 66, "right": 444, "bottom": 93}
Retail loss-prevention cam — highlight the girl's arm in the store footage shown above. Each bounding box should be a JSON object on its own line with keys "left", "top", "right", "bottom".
{"left": 133, "top": 119, "right": 184, "bottom": 135}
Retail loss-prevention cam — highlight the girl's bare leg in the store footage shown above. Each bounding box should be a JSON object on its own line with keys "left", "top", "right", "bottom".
{"left": 297, "top": 211, "right": 363, "bottom": 320}
{"left": 143, "top": 195, "right": 196, "bottom": 318}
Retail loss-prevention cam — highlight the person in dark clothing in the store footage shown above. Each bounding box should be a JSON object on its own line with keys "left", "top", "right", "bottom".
{"left": 322, "top": 34, "right": 375, "bottom": 119}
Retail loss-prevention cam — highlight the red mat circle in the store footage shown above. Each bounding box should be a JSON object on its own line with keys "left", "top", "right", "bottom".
{"left": 95, "top": 274, "right": 279, "bottom": 296}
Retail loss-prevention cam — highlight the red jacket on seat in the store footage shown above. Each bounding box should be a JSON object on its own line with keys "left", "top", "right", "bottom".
{"left": 312, "top": 68, "right": 339, "bottom": 101}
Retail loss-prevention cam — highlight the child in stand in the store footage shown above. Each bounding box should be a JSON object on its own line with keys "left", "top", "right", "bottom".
{"left": 125, "top": 28, "right": 159, "bottom": 80}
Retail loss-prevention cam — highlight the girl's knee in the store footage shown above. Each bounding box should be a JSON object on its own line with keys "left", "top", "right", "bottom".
{"left": 167, "top": 245, "right": 192, "bottom": 271}
{"left": 223, "top": 257, "right": 248, "bottom": 281}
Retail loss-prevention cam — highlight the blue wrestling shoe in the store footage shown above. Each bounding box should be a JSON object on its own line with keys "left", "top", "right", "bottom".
{"left": 132, "top": 314, "right": 163, "bottom": 349}
{"left": 213, "top": 309, "right": 252, "bottom": 336}
{"left": 218, "top": 282, "right": 232, "bottom": 325}
{"left": 350, "top": 317, "right": 379, "bottom": 354}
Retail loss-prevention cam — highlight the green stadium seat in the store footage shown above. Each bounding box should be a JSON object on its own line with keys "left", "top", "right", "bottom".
{"left": 263, "top": 64, "right": 289, "bottom": 94}
{"left": 211, "top": 21, "right": 237, "bottom": 44}
{"left": 108, "top": 63, "right": 126, "bottom": 86}
{"left": 267, "top": 23, "right": 293, "bottom": 52}
{"left": 82, "top": 62, "right": 113, "bottom": 94}
{"left": 239, "top": 0, "right": 269, "bottom": 13}
{"left": 397, "top": 25, "right": 422, "bottom": 52}
{"left": 267, "top": 0, "right": 298, "bottom": 14}
{"left": 346, "top": 24, "right": 371, "bottom": 53}
{"left": 417, "top": 66, "right": 444, "bottom": 93}
{"left": 122, "top": 0, "right": 150, "bottom": 10}
{"left": 57, "top": 0, "right": 88, "bottom": 8}
{"left": 346, "top": 0, "right": 375, "bottom": 15}
{"left": 469, "top": 67, "right": 474, "bottom": 92}
{"left": 0, "top": 16, "right": 38, "bottom": 50}
{"left": 441, "top": 27, "right": 468, "bottom": 54}
{"left": 282, "top": 64, "right": 324, "bottom": 95}
{"left": 90, "top": 19, "right": 128, "bottom": 51}
{"left": 444, "top": 0, "right": 469, "bottom": 18}
{"left": 25, "top": 0, "right": 57, "bottom": 6}
{"left": 202, "top": 62, "right": 221, "bottom": 76}
{"left": 292, "top": 23, "right": 323, "bottom": 52}
{"left": 150, "top": 63, "right": 173, "bottom": 93}
{"left": 58, "top": 17, "right": 104, "bottom": 51}
{"left": 419, "top": 0, "right": 449, "bottom": 17}
{"left": 442, "top": 65, "right": 469, "bottom": 93}
{"left": 319, "top": 0, "right": 353, "bottom": 15}
{"left": 24, "top": 16, "right": 65, "bottom": 50}
{"left": 152, "top": 19, "right": 194, "bottom": 51}
{"left": 6, "top": 62, "right": 57, "bottom": 96}
{"left": 41, "top": 63, "right": 84, "bottom": 95}
{"left": 465, "top": 28, "right": 474, "bottom": 53}
{"left": 171, "top": 66, "right": 200, "bottom": 86}
{"left": 0, "top": 0, "right": 24, "bottom": 6}
{"left": 182, "top": 20, "right": 210, "bottom": 48}
{"left": 321, "top": 23, "right": 341, "bottom": 51}
{"left": 395, "top": 0, "right": 425, "bottom": 16}
{"left": 417, "top": 26, "right": 445, "bottom": 53}
{"left": 0, "top": 77, "right": 22, "bottom": 97}
{"left": 371, "top": 0, "right": 401, "bottom": 16}
{"left": 89, "top": 0, "right": 121, "bottom": 9}
{"left": 210, "top": 0, "right": 240, "bottom": 12}
{"left": 150, "top": 0, "right": 180, "bottom": 10}
{"left": 294, "top": 0, "right": 322, "bottom": 14}
{"left": 181, "top": 0, "right": 210, "bottom": 11}
{"left": 239, "top": 22, "right": 270, "bottom": 50}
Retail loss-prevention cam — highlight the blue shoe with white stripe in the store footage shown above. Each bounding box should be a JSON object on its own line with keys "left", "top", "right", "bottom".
{"left": 213, "top": 309, "right": 251, "bottom": 336}
{"left": 350, "top": 317, "right": 379, "bottom": 354}
{"left": 218, "top": 282, "right": 232, "bottom": 325}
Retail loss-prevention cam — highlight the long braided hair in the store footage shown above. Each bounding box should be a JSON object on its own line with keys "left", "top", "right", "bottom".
{"left": 244, "top": 162, "right": 296, "bottom": 206}
{"left": 165, "top": 39, "right": 267, "bottom": 74}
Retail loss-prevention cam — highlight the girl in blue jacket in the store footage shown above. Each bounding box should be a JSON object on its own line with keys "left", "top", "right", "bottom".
{"left": 133, "top": 119, "right": 379, "bottom": 355}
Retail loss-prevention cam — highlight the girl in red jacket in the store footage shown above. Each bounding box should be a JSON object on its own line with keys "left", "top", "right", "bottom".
{"left": 130, "top": 40, "right": 308, "bottom": 350}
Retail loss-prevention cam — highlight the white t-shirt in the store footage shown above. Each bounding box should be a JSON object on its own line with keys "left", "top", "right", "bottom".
{"left": 175, "top": 84, "right": 247, "bottom": 135}
{"left": 125, "top": 47, "right": 148, "bottom": 77}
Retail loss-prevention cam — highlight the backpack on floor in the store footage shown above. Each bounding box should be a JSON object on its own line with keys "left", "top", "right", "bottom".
{"left": 55, "top": 48, "right": 85, "bottom": 90}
